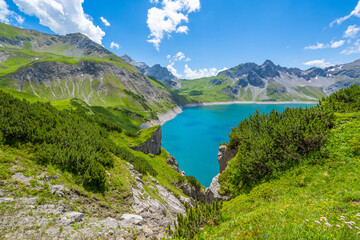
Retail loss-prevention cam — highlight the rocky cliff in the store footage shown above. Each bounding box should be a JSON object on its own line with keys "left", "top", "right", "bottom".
{"left": 130, "top": 127, "right": 162, "bottom": 155}
{"left": 218, "top": 145, "right": 238, "bottom": 173}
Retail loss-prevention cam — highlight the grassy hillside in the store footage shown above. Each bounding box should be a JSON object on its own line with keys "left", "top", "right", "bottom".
{"left": 0, "top": 90, "right": 188, "bottom": 193}
{"left": 170, "top": 85, "right": 360, "bottom": 239}
{"left": 196, "top": 112, "right": 360, "bottom": 239}
{"left": 0, "top": 23, "right": 180, "bottom": 131}
{"left": 178, "top": 74, "right": 328, "bottom": 103}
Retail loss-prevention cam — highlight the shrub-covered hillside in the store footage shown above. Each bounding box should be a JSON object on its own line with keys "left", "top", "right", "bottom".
{"left": 0, "top": 90, "right": 199, "bottom": 239}
{"left": 0, "top": 90, "right": 188, "bottom": 193}
{"left": 171, "top": 85, "right": 360, "bottom": 239}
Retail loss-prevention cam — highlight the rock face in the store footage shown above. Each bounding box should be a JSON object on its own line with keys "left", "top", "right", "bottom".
{"left": 178, "top": 183, "right": 206, "bottom": 203}
{"left": 166, "top": 153, "right": 185, "bottom": 176}
{"left": 218, "top": 145, "right": 238, "bottom": 173}
{"left": 130, "top": 127, "right": 162, "bottom": 155}
{"left": 205, "top": 174, "right": 230, "bottom": 203}
{"left": 1, "top": 60, "right": 177, "bottom": 113}
{"left": 127, "top": 163, "right": 190, "bottom": 238}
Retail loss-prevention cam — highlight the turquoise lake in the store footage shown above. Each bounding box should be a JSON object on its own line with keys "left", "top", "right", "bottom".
{"left": 162, "top": 103, "right": 316, "bottom": 187}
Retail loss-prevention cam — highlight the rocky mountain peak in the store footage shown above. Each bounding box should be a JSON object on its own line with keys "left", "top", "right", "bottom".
{"left": 262, "top": 59, "right": 276, "bottom": 67}
{"left": 122, "top": 54, "right": 180, "bottom": 89}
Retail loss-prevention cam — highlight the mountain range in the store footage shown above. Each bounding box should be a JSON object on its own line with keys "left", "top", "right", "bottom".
{"left": 1, "top": 21, "right": 360, "bottom": 129}
{"left": 178, "top": 59, "right": 360, "bottom": 102}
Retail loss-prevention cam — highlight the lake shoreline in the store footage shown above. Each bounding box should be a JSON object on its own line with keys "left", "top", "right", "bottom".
{"left": 143, "top": 101, "right": 319, "bottom": 129}
{"left": 183, "top": 101, "right": 319, "bottom": 108}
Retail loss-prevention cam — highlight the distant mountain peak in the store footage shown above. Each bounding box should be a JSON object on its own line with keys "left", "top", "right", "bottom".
{"left": 121, "top": 54, "right": 180, "bottom": 89}
{"left": 262, "top": 59, "right": 275, "bottom": 66}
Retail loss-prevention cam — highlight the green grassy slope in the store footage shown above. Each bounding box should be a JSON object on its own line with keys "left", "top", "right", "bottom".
{"left": 197, "top": 112, "right": 360, "bottom": 239}
{"left": 0, "top": 90, "right": 189, "bottom": 202}
{"left": 178, "top": 74, "right": 329, "bottom": 103}
{"left": 0, "top": 23, "right": 181, "bottom": 131}
{"left": 168, "top": 85, "right": 360, "bottom": 239}
{"left": 178, "top": 77, "right": 235, "bottom": 103}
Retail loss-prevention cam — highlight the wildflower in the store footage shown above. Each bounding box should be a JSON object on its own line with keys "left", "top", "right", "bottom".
{"left": 305, "top": 219, "right": 309, "bottom": 222}
{"left": 355, "top": 226, "right": 360, "bottom": 230}
{"left": 315, "top": 221, "right": 321, "bottom": 224}
{"left": 163, "top": 232, "right": 166, "bottom": 234}
{"left": 263, "top": 234, "right": 266, "bottom": 238}
{"left": 345, "top": 221, "right": 356, "bottom": 225}
{"left": 325, "top": 222, "right": 332, "bottom": 227}
{"left": 340, "top": 216, "right": 345, "bottom": 220}
{"left": 320, "top": 217, "right": 327, "bottom": 221}
{"left": 280, "top": 209, "right": 284, "bottom": 212}
{"left": 160, "top": 226, "right": 163, "bottom": 228}
{"left": 336, "top": 225, "right": 341, "bottom": 228}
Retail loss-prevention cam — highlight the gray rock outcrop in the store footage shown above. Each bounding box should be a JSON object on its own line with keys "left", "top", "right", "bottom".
{"left": 166, "top": 153, "right": 185, "bottom": 175}
{"left": 59, "top": 212, "right": 84, "bottom": 225}
{"left": 130, "top": 127, "right": 162, "bottom": 155}
{"left": 178, "top": 183, "right": 206, "bottom": 203}
{"left": 127, "top": 163, "right": 191, "bottom": 238}
{"left": 205, "top": 174, "right": 230, "bottom": 203}
{"left": 218, "top": 145, "right": 237, "bottom": 173}
{"left": 119, "top": 214, "right": 143, "bottom": 227}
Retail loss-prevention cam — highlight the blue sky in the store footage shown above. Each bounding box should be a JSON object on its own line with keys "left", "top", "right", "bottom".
{"left": 2, "top": 0, "right": 360, "bottom": 79}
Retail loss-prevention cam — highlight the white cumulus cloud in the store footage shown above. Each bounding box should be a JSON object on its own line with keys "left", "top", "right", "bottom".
{"left": 147, "top": 0, "right": 200, "bottom": 50}
{"left": 304, "top": 43, "right": 326, "bottom": 50}
{"left": 305, "top": 40, "right": 345, "bottom": 50}
{"left": 100, "top": 16, "right": 110, "bottom": 27}
{"left": 13, "top": 0, "right": 105, "bottom": 44}
{"left": 330, "top": 40, "right": 345, "bottom": 48}
{"left": 344, "top": 25, "right": 360, "bottom": 38}
{"left": 168, "top": 51, "right": 191, "bottom": 63}
{"left": 166, "top": 51, "right": 226, "bottom": 79}
{"left": 341, "top": 39, "right": 360, "bottom": 55}
{"left": 110, "top": 41, "right": 119, "bottom": 50}
{"left": 303, "top": 59, "right": 333, "bottom": 68}
{"left": 183, "top": 64, "right": 227, "bottom": 79}
{"left": 167, "top": 62, "right": 182, "bottom": 78}
{"left": 330, "top": 0, "right": 360, "bottom": 27}
{"left": 0, "top": 0, "right": 24, "bottom": 24}
{"left": 176, "top": 25, "right": 189, "bottom": 33}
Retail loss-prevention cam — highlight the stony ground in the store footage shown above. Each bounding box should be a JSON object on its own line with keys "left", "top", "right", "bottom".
{"left": 0, "top": 155, "right": 194, "bottom": 240}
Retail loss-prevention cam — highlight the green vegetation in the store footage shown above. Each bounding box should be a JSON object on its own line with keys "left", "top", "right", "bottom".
{"left": 178, "top": 77, "right": 235, "bottom": 103}
{"left": 0, "top": 23, "right": 180, "bottom": 131}
{"left": 177, "top": 84, "right": 360, "bottom": 239}
{"left": 169, "top": 201, "right": 223, "bottom": 239}
{"left": 221, "top": 105, "right": 333, "bottom": 196}
{"left": 0, "top": 91, "right": 121, "bottom": 192}
{"left": 0, "top": 89, "right": 190, "bottom": 199}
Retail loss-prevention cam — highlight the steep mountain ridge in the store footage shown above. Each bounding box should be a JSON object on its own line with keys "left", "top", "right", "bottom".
{"left": 0, "top": 23, "right": 120, "bottom": 60}
{"left": 122, "top": 54, "right": 181, "bottom": 89}
{"left": 0, "top": 23, "right": 180, "bottom": 130}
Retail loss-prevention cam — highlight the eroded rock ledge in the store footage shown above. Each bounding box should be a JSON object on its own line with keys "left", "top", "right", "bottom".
{"left": 130, "top": 127, "right": 162, "bottom": 155}
{"left": 218, "top": 145, "right": 237, "bottom": 173}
